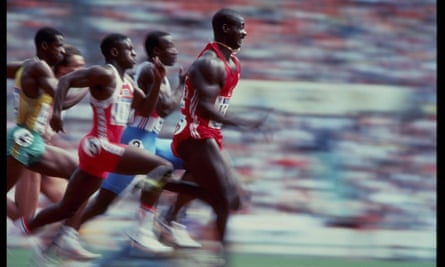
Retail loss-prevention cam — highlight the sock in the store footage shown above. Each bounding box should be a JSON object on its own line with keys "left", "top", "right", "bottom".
{"left": 138, "top": 205, "right": 156, "bottom": 230}
{"left": 14, "top": 217, "right": 31, "bottom": 235}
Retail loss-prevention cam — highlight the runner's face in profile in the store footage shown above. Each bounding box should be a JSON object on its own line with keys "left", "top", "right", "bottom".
{"left": 116, "top": 38, "right": 137, "bottom": 69}
{"left": 47, "top": 35, "right": 65, "bottom": 65}
{"left": 157, "top": 35, "right": 178, "bottom": 67}
{"left": 226, "top": 16, "right": 247, "bottom": 51}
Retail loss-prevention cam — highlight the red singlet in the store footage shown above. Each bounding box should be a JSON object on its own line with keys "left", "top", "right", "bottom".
{"left": 78, "top": 64, "right": 134, "bottom": 178}
{"left": 171, "top": 42, "right": 240, "bottom": 156}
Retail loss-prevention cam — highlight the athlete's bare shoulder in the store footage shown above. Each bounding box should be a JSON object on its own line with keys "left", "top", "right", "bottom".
{"left": 7, "top": 60, "right": 25, "bottom": 79}
{"left": 137, "top": 61, "right": 155, "bottom": 78}
{"left": 18, "top": 58, "right": 56, "bottom": 97}
{"left": 58, "top": 64, "right": 115, "bottom": 99}
{"left": 87, "top": 64, "right": 114, "bottom": 77}
{"left": 22, "top": 57, "right": 52, "bottom": 75}
{"left": 72, "top": 64, "right": 115, "bottom": 84}
{"left": 135, "top": 61, "right": 157, "bottom": 93}
{"left": 189, "top": 50, "right": 225, "bottom": 84}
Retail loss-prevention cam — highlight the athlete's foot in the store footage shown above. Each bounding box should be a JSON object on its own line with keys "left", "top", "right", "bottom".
{"left": 30, "top": 239, "right": 63, "bottom": 267}
{"left": 127, "top": 228, "right": 173, "bottom": 254}
{"left": 13, "top": 217, "right": 32, "bottom": 236}
{"left": 156, "top": 218, "right": 202, "bottom": 248}
{"left": 53, "top": 230, "right": 101, "bottom": 261}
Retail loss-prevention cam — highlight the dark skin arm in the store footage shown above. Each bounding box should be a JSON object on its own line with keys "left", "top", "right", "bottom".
{"left": 7, "top": 60, "right": 87, "bottom": 110}
{"left": 20, "top": 59, "right": 59, "bottom": 99}
{"left": 189, "top": 50, "right": 263, "bottom": 130}
{"left": 133, "top": 56, "right": 166, "bottom": 117}
{"left": 155, "top": 67, "right": 186, "bottom": 117}
{"left": 50, "top": 65, "right": 114, "bottom": 133}
{"left": 61, "top": 87, "right": 89, "bottom": 110}
{"left": 6, "top": 61, "right": 24, "bottom": 79}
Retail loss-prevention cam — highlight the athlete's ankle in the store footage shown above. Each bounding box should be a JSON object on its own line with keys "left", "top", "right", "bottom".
{"left": 162, "top": 207, "right": 175, "bottom": 223}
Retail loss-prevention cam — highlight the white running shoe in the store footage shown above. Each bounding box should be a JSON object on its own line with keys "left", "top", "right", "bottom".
{"left": 156, "top": 219, "right": 202, "bottom": 248}
{"left": 127, "top": 227, "right": 173, "bottom": 254}
{"left": 13, "top": 217, "right": 31, "bottom": 236}
{"left": 53, "top": 231, "right": 101, "bottom": 261}
{"left": 30, "top": 239, "right": 63, "bottom": 267}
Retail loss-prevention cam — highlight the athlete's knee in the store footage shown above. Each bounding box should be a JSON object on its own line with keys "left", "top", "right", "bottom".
{"left": 211, "top": 193, "right": 231, "bottom": 214}
{"left": 225, "top": 175, "right": 243, "bottom": 210}
{"left": 219, "top": 187, "right": 241, "bottom": 211}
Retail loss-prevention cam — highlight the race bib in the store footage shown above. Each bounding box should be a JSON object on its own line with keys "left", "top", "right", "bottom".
{"left": 13, "top": 128, "right": 34, "bottom": 147}
{"left": 174, "top": 116, "right": 187, "bottom": 135}
{"left": 111, "top": 100, "right": 132, "bottom": 126}
{"left": 128, "top": 138, "right": 144, "bottom": 149}
{"left": 82, "top": 137, "right": 102, "bottom": 157}
{"left": 208, "top": 96, "right": 230, "bottom": 129}
{"left": 144, "top": 117, "right": 164, "bottom": 134}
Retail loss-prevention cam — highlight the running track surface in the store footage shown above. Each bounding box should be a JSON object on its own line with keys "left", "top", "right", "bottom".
{"left": 7, "top": 177, "right": 435, "bottom": 267}
{"left": 7, "top": 247, "right": 436, "bottom": 267}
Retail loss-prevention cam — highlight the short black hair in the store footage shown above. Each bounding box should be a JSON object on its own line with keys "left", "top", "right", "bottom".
{"left": 100, "top": 33, "right": 129, "bottom": 58}
{"left": 211, "top": 8, "right": 242, "bottom": 33}
{"left": 34, "top": 27, "right": 63, "bottom": 48}
{"left": 144, "top": 31, "right": 170, "bottom": 58}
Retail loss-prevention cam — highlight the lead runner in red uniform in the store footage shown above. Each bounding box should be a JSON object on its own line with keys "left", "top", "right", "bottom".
{"left": 171, "top": 8, "right": 265, "bottom": 250}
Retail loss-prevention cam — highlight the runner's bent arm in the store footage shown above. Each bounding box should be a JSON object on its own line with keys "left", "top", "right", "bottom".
{"left": 189, "top": 53, "right": 264, "bottom": 130}
{"left": 28, "top": 61, "right": 59, "bottom": 98}
{"left": 50, "top": 65, "right": 111, "bottom": 132}
{"left": 132, "top": 56, "right": 165, "bottom": 116}
{"left": 6, "top": 61, "right": 24, "bottom": 79}
{"left": 156, "top": 66, "right": 186, "bottom": 117}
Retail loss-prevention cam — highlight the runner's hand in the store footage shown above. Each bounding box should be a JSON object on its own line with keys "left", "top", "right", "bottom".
{"left": 152, "top": 56, "right": 166, "bottom": 82}
{"left": 50, "top": 112, "right": 64, "bottom": 133}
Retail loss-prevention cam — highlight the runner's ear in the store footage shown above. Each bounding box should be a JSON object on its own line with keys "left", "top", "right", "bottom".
{"left": 41, "top": 41, "right": 49, "bottom": 50}
{"left": 222, "top": 24, "right": 230, "bottom": 33}
{"left": 110, "top": 47, "right": 118, "bottom": 57}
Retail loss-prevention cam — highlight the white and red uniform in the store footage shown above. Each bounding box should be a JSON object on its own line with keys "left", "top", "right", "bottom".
{"left": 78, "top": 64, "right": 134, "bottom": 178}
{"left": 171, "top": 42, "right": 240, "bottom": 155}
{"left": 127, "top": 61, "right": 166, "bottom": 135}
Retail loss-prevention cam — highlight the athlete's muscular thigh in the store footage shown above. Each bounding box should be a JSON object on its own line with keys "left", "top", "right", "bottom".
{"left": 178, "top": 138, "right": 230, "bottom": 195}
{"left": 7, "top": 157, "right": 28, "bottom": 191}
{"left": 29, "top": 145, "right": 78, "bottom": 179}
{"left": 60, "top": 168, "right": 103, "bottom": 209}
{"left": 114, "top": 145, "right": 172, "bottom": 175}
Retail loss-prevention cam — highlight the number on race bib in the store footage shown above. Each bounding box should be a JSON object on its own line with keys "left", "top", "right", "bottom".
{"left": 111, "top": 101, "right": 131, "bottom": 126}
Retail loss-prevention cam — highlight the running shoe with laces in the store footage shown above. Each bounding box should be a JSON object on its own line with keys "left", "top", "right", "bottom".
{"left": 52, "top": 229, "right": 101, "bottom": 261}
{"left": 156, "top": 218, "right": 202, "bottom": 248}
{"left": 127, "top": 227, "right": 174, "bottom": 254}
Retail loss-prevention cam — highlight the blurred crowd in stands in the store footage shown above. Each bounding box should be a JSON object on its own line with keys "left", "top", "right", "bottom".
{"left": 7, "top": 0, "right": 436, "bottom": 233}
